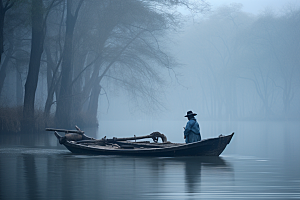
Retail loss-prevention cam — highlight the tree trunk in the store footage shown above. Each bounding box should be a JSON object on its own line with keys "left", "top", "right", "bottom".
{"left": 0, "top": 0, "right": 13, "bottom": 63}
{"left": 16, "top": 51, "right": 23, "bottom": 106}
{"left": 22, "top": 0, "right": 45, "bottom": 133}
{"left": 55, "top": 0, "right": 83, "bottom": 129}
{"left": 16, "top": 67, "right": 23, "bottom": 106}
{"left": 282, "top": 78, "right": 293, "bottom": 116}
{"left": 43, "top": 45, "right": 57, "bottom": 123}
{"left": 85, "top": 84, "right": 101, "bottom": 127}
{"left": 0, "top": 39, "right": 12, "bottom": 96}
{"left": 0, "top": 0, "right": 4, "bottom": 63}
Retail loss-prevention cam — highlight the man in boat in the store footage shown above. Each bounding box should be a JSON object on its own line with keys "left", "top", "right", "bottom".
{"left": 184, "top": 110, "right": 201, "bottom": 143}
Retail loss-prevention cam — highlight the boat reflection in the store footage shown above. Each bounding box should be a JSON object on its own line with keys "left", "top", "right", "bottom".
{"left": 185, "top": 157, "right": 227, "bottom": 193}
{"left": 10, "top": 149, "right": 233, "bottom": 200}
{"left": 157, "top": 156, "right": 232, "bottom": 194}
{"left": 22, "top": 154, "right": 40, "bottom": 200}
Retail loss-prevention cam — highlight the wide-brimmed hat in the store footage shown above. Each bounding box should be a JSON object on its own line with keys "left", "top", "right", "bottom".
{"left": 184, "top": 110, "right": 197, "bottom": 117}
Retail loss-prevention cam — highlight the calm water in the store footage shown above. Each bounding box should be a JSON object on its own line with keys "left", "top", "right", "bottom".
{"left": 0, "top": 121, "right": 300, "bottom": 200}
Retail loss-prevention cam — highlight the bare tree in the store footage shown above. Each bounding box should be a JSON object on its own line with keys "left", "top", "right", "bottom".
{"left": 22, "top": 0, "right": 59, "bottom": 132}
{"left": 0, "top": 0, "right": 13, "bottom": 96}
{"left": 0, "top": 0, "right": 13, "bottom": 63}
{"left": 69, "top": 0, "right": 184, "bottom": 126}
{"left": 55, "top": 0, "right": 83, "bottom": 128}
{"left": 49, "top": 0, "right": 188, "bottom": 127}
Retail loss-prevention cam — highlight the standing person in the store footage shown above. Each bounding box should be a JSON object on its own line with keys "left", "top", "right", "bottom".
{"left": 184, "top": 111, "right": 201, "bottom": 144}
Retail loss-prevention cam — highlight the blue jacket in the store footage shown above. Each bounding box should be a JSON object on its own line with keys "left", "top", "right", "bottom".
{"left": 184, "top": 118, "right": 201, "bottom": 144}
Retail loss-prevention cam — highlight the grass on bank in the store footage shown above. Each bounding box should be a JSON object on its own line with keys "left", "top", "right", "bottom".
{"left": 0, "top": 106, "right": 54, "bottom": 133}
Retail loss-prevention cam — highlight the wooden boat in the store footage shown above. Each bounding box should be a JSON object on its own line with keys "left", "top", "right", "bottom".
{"left": 46, "top": 126, "right": 234, "bottom": 157}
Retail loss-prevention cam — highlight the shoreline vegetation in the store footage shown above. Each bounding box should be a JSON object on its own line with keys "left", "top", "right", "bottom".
{"left": 0, "top": 106, "right": 102, "bottom": 134}
{"left": 0, "top": 106, "right": 51, "bottom": 133}
{"left": 0, "top": 106, "right": 298, "bottom": 134}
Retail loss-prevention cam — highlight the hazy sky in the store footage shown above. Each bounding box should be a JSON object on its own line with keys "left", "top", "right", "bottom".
{"left": 208, "top": 0, "right": 300, "bottom": 14}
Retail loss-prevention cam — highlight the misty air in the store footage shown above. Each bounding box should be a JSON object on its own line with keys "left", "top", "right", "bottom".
{"left": 0, "top": 0, "right": 299, "bottom": 199}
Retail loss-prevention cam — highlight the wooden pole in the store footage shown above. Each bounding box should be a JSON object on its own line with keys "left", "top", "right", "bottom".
{"left": 45, "top": 128, "right": 84, "bottom": 135}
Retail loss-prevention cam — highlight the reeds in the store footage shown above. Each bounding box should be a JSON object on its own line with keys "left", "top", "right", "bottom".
{"left": 0, "top": 106, "right": 54, "bottom": 133}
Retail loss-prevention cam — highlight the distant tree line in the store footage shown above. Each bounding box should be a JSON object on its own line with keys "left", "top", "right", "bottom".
{"left": 0, "top": 0, "right": 208, "bottom": 132}
{"left": 182, "top": 4, "right": 300, "bottom": 120}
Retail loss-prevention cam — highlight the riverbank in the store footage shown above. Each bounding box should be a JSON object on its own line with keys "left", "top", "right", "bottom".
{"left": 0, "top": 106, "right": 53, "bottom": 134}
{"left": 0, "top": 106, "right": 99, "bottom": 134}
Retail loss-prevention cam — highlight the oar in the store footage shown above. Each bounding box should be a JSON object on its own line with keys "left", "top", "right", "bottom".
{"left": 45, "top": 128, "right": 84, "bottom": 135}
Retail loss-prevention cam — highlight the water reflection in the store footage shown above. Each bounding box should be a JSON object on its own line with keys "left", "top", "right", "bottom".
{"left": 185, "top": 158, "right": 202, "bottom": 193}
{"left": 183, "top": 157, "right": 230, "bottom": 193}
{"left": 0, "top": 148, "right": 233, "bottom": 200}
{"left": 1, "top": 146, "right": 300, "bottom": 199}
{"left": 23, "top": 154, "right": 39, "bottom": 200}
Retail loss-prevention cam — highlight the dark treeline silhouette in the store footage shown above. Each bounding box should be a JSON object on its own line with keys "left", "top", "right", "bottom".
{"left": 0, "top": 0, "right": 208, "bottom": 132}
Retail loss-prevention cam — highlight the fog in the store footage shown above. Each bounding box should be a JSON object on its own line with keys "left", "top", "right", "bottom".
{"left": 0, "top": 0, "right": 299, "bottom": 133}
{"left": 209, "top": 0, "right": 300, "bottom": 14}
{"left": 96, "top": 1, "right": 300, "bottom": 122}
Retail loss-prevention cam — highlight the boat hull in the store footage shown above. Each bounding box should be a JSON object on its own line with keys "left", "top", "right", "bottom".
{"left": 55, "top": 132, "right": 234, "bottom": 157}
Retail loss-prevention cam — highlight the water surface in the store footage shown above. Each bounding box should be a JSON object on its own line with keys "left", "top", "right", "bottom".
{"left": 0, "top": 121, "right": 299, "bottom": 199}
